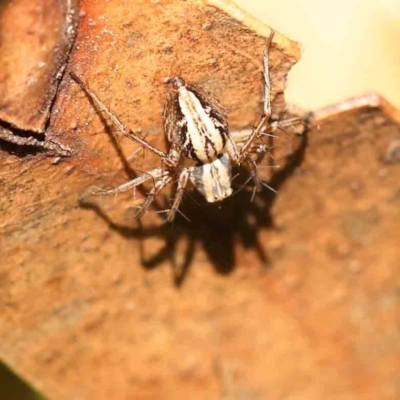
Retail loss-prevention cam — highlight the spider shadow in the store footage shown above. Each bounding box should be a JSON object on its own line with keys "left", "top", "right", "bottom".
{"left": 80, "top": 131, "right": 308, "bottom": 286}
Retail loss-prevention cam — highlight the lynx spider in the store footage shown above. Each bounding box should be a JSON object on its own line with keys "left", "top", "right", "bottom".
{"left": 71, "top": 32, "right": 293, "bottom": 222}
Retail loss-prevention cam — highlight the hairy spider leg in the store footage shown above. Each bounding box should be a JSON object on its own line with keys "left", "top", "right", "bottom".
{"left": 224, "top": 32, "right": 276, "bottom": 195}
{"left": 167, "top": 168, "right": 191, "bottom": 222}
{"left": 227, "top": 31, "right": 289, "bottom": 196}
{"left": 233, "top": 31, "right": 274, "bottom": 164}
{"left": 70, "top": 71, "right": 188, "bottom": 220}
{"left": 91, "top": 168, "right": 166, "bottom": 196}
{"left": 135, "top": 174, "right": 173, "bottom": 219}
{"left": 69, "top": 71, "right": 177, "bottom": 168}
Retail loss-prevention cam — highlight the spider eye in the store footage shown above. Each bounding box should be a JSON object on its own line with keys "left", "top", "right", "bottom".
{"left": 171, "top": 76, "right": 185, "bottom": 89}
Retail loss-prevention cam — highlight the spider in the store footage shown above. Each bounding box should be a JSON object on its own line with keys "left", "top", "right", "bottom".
{"left": 70, "top": 32, "right": 296, "bottom": 222}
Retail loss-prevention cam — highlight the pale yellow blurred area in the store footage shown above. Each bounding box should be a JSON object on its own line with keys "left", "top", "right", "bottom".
{"left": 235, "top": 0, "right": 400, "bottom": 111}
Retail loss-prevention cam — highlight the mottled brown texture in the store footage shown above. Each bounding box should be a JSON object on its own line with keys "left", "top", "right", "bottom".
{"left": 0, "top": 0, "right": 78, "bottom": 132}
{"left": 1, "top": 1, "right": 399, "bottom": 400}
{"left": 1, "top": 96, "right": 400, "bottom": 399}
{"left": 44, "top": 0, "right": 300, "bottom": 166}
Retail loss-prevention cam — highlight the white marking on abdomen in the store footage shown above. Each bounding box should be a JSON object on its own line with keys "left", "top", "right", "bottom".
{"left": 178, "top": 87, "right": 224, "bottom": 162}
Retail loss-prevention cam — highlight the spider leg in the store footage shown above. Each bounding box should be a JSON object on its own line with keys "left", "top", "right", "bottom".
{"left": 167, "top": 168, "right": 191, "bottom": 223}
{"left": 227, "top": 134, "right": 275, "bottom": 192}
{"left": 135, "top": 173, "right": 173, "bottom": 219}
{"left": 69, "top": 72, "right": 176, "bottom": 167}
{"left": 245, "top": 157, "right": 262, "bottom": 194}
{"left": 230, "top": 116, "right": 303, "bottom": 149}
{"left": 91, "top": 168, "right": 165, "bottom": 195}
{"left": 246, "top": 157, "right": 277, "bottom": 196}
{"left": 230, "top": 128, "right": 277, "bottom": 150}
{"left": 226, "top": 32, "right": 279, "bottom": 194}
{"left": 269, "top": 117, "right": 303, "bottom": 132}
{"left": 231, "top": 32, "right": 274, "bottom": 164}
{"left": 262, "top": 31, "right": 273, "bottom": 117}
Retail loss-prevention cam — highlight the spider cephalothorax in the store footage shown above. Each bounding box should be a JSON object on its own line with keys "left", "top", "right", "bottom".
{"left": 164, "top": 76, "right": 229, "bottom": 164}
{"left": 70, "top": 31, "right": 296, "bottom": 222}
